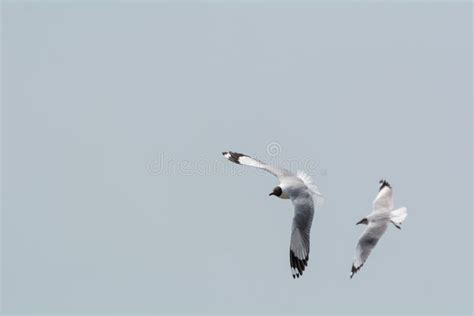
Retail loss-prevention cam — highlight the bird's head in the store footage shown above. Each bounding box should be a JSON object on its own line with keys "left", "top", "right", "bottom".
{"left": 269, "top": 186, "right": 282, "bottom": 198}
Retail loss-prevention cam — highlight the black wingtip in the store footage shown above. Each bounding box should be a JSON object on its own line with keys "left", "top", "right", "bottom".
{"left": 290, "top": 250, "right": 309, "bottom": 279}
{"left": 379, "top": 179, "right": 391, "bottom": 190}
{"left": 223, "top": 151, "right": 245, "bottom": 164}
{"left": 350, "top": 268, "right": 355, "bottom": 279}
{"left": 350, "top": 263, "right": 363, "bottom": 278}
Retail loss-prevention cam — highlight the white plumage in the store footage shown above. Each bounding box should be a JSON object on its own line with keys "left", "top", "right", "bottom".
{"left": 350, "top": 180, "right": 407, "bottom": 278}
{"left": 222, "top": 151, "right": 323, "bottom": 278}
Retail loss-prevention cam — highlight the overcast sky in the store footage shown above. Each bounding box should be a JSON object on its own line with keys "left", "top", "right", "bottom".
{"left": 1, "top": 2, "right": 472, "bottom": 315}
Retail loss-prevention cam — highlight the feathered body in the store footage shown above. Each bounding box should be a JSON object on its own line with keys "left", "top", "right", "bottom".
{"left": 222, "top": 151, "right": 323, "bottom": 278}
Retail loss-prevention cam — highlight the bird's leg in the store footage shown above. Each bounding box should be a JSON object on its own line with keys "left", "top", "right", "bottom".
{"left": 391, "top": 221, "right": 401, "bottom": 230}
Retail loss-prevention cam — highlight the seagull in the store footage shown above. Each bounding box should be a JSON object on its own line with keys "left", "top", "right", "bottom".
{"left": 222, "top": 151, "right": 324, "bottom": 278}
{"left": 350, "top": 180, "right": 407, "bottom": 278}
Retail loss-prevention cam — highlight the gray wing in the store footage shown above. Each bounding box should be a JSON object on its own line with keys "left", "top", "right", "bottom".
{"left": 222, "top": 151, "right": 292, "bottom": 179}
{"left": 350, "top": 221, "right": 388, "bottom": 278}
{"left": 289, "top": 193, "right": 314, "bottom": 278}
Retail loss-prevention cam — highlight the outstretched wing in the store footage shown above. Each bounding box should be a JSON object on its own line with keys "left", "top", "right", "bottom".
{"left": 222, "top": 151, "right": 292, "bottom": 179}
{"left": 350, "top": 221, "right": 388, "bottom": 278}
{"left": 373, "top": 180, "right": 394, "bottom": 212}
{"left": 289, "top": 193, "right": 314, "bottom": 278}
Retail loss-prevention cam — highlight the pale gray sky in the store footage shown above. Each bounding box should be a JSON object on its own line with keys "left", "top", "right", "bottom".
{"left": 1, "top": 2, "right": 472, "bottom": 315}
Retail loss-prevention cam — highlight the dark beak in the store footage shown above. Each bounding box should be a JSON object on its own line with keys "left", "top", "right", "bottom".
{"left": 269, "top": 192, "right": 275, "bottom": 196}
{"left": 356, "top": 218, "right": 368, "bottom": 225}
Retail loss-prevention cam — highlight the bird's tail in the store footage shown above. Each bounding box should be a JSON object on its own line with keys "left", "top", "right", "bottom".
{"left": 390, "top": 207, "right": 407, "bottom": 227}
{"left": 296, "top": 170, "right": 324, "bottom": 206}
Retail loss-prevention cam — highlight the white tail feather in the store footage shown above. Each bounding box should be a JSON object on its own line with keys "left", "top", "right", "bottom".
{"left": 390, "top": 207, "right": 407, "bottom": 225}
{"left": 296, "top": 170, "right": 324, "bottom": 206}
